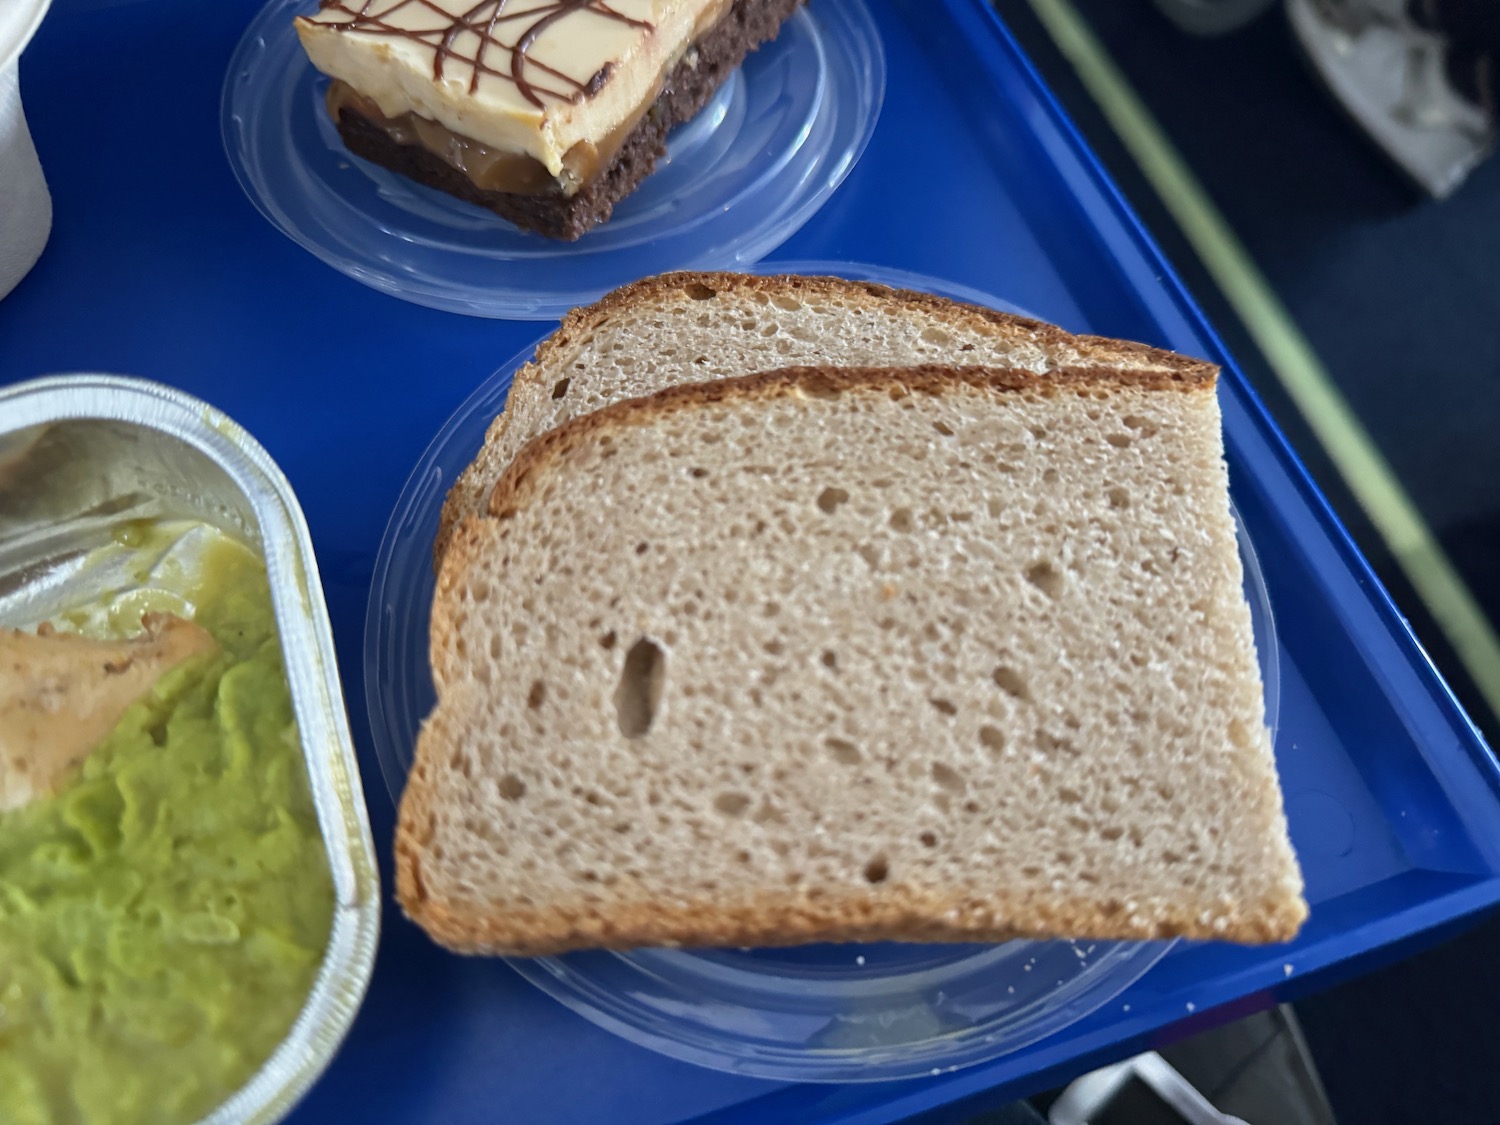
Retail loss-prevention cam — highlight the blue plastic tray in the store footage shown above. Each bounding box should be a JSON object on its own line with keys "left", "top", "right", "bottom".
{"left": 4, "top": 0, "right": 1498, "bottom": 1121}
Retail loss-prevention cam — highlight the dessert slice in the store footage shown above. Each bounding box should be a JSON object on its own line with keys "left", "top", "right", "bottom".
{"left": 295, "top": 0, "right": 805, "bottom": 240}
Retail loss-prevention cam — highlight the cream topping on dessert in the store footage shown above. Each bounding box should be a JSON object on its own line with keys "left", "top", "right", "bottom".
{"left": 295, "top": 0, "right": 732, "bottom": 179}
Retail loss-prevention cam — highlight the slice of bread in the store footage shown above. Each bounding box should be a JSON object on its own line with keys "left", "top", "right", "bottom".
{"left": 399, "top": 364, "right": 1307, "bottom": 957}
{"left": 433, "top": 272, "right": 1213, "bottom": 564}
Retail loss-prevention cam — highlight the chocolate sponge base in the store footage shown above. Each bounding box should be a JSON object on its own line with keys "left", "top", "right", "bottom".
{"left": 333, "top": 0, "right": 807, "bottom": 242}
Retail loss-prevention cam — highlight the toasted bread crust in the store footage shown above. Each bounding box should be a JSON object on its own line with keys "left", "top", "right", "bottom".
{"left": 431, "top": 272, "right": 1219, "bottom": 563}
{"left": 398, "top": 864, "right": 1304, "bottom": 957}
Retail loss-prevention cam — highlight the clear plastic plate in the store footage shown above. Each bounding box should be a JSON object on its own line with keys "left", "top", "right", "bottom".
{"left": 221, "top": 0, "right": 885, "bottom": 319}
{"left": 363, "top": 263, "right": 1280, "bottom": 1081}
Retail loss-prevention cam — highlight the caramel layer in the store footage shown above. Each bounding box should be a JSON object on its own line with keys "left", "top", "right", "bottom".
{"left": 328, "top": 82, "right": 569, "bottom": 195}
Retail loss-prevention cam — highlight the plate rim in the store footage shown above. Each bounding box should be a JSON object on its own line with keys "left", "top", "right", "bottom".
{"left": 219, "top": 0, "right": 888, "bottom": 319}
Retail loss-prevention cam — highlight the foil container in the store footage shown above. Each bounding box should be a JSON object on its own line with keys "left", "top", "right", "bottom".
{"left": 0, "top": 374, "right": 380, "bottom": 1124}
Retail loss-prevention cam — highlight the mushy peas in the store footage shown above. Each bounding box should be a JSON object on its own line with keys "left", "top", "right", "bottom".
{"left": 0, "top": 531, "right": 334, "bottom": 1125}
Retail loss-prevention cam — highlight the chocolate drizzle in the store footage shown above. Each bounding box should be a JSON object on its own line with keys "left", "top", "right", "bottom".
{"left": 315, "top": 0, "right": 654, "bottom": 105}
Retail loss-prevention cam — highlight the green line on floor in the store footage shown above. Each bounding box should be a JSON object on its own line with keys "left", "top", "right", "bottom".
{"left": 1023, "top": 0, "right": 1500, "bottom": 725}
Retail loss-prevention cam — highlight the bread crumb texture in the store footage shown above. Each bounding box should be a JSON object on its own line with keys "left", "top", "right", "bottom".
{"left": 402, "top": 364, "right": 1306, "bottom": 956}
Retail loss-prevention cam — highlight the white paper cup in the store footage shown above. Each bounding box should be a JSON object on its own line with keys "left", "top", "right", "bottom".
{"left": 0, "top": 0, "right": 54, "bottom": 301}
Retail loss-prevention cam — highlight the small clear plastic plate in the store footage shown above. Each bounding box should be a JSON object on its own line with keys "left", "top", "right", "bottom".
{"left": 221, "top": 0, "right": 885, "bottom": 319}
{"left": 363, "top": 263, "right": 1279, "bottom": 1081}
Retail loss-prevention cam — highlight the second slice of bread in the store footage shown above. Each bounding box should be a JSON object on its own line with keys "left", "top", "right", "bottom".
{"left": 433, "top": 272, "right": 1213, "bottom": 563}
{"left": 398, "top": 363, "right": 1306, "bottom": 956}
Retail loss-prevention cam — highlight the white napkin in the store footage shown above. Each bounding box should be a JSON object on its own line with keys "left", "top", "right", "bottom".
{"left": 0, "top": 60, "right": 51, "bottom": 301}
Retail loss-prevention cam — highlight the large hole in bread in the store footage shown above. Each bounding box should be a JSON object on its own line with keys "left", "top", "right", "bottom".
{"left": 992, "top": 666, "right": 1031, "bottom": 701}
{"left": 1025, "top": 561, "right": 1064, "bottom": 599}
{"left": 498, "top": 774, "right": 526, "bottom": 801}
{"left": 816, "top": 486, "right": 850, "bottom": 514}
{"left": 614, "top": 638, "right": 666, "bottom": 739}
{"left": 714, "top": 792, "right": 751, "bottom": 817}
{"left": 931, "top": 762, "right": 965, "bottom": 792}
{"left": 825, "top": 738, "right": 861, "bottom": 765}
{"left": 753, "top": 800, "right": 784, "bottom": 825}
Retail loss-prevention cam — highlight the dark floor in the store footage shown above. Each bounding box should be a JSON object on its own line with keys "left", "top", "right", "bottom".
{"left": 990, "top": 2, "right": 1500, "bottom": 1122}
